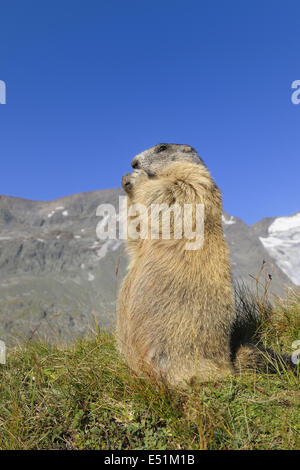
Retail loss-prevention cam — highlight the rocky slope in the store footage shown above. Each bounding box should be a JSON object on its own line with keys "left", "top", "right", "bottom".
{"left": 0, "top": 191, "right": 297, "bottom": 343}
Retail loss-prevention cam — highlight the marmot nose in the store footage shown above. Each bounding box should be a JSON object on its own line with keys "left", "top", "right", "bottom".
{"left": 131, "top": 158, "right": 140, "bottom": 169}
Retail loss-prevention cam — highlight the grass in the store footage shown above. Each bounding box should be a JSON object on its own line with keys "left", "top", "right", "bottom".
{"left": 0, "top": 291, "right": 299, "bottom": 450}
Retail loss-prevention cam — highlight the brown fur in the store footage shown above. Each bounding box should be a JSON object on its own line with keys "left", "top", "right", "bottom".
{"left": 117, "top": 158, "right": 236, "bottom": 385}
{"left": 117, "top": 144, "right": 296, "bottom": 385}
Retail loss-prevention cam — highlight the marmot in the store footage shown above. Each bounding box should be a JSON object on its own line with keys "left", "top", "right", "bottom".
{"left": 116, "top": 143, "right": 295, "bottom": 386}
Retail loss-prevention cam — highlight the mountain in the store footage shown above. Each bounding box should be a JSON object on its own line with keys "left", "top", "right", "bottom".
{"left": 252, "top": 212, "right": 300, "bottom": 286}
{"left": 0, "top": 191, "right": 298, "bottom": 344}
{"left": 222, "top": 212, "right": 295, "bottom": 294}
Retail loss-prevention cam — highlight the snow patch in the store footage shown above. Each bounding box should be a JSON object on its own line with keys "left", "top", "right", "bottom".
{"left": 88, "top": 273, "right": 95, "bottom": 282}
{"left": 96, "top": 239, "right": 122, "bottom": 260}
{"left": 222, "top": 214, "right": 236, "bottom": 225}
{"left": 48, "top": 207, "right": 65, "bottom": 218}
{"left": 90, "top": 241, "right": 101, "bottom": 249}
{"left": 269, "top": 213, "right": 300, "bottom": 233}
{"left": 260, "top": 212, "right": 300, "bottom": 285}
{"left": 62, "top": 210, "right": 68, "bottom": 216}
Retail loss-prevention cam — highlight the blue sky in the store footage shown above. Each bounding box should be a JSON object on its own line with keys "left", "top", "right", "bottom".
{"left": 0, "top": 0, "right": 299, "bottom": 224}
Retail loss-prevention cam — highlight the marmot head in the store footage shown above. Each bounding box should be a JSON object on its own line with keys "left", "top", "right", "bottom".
{"left": 131, "top": 143, "right": 205, "bottom": 177}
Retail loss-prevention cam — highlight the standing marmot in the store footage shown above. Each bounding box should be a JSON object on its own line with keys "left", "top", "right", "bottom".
{"left": 116, "top": 143, "right": 295, "bottom": 385}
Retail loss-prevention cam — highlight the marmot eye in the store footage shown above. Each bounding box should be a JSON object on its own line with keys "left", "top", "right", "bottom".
{"left": 157, "top": 144, "right": 168, "bottom": 153}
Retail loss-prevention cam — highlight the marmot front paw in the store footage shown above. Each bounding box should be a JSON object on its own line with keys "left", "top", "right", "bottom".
{"left": 122, "top": 171, "right": 148, "bottom": 193}
{"left": 122, "top": 173, "right": 135, "bottom": 193}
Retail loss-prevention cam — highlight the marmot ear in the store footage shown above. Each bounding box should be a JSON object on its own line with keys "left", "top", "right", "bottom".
{"left": 182, "top": 146, "right": 194, "bottom": 153}
{"left": 156, "top": 144, "right": 169, "bottom": 153}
